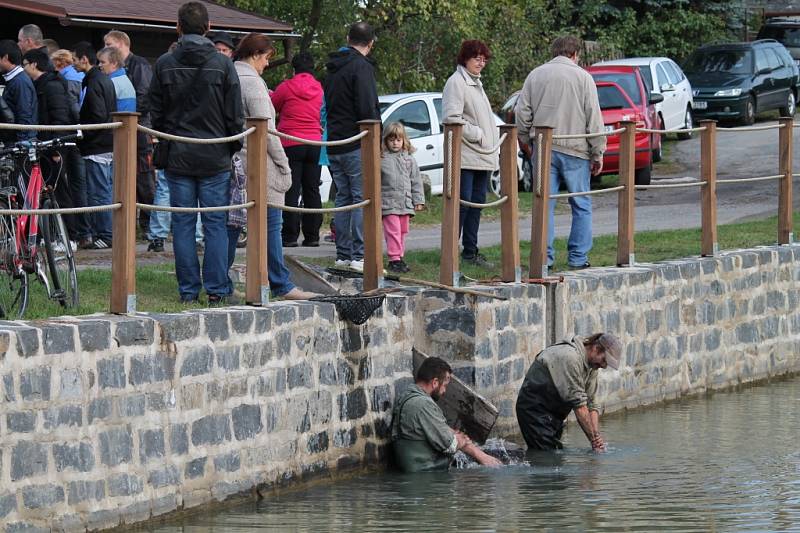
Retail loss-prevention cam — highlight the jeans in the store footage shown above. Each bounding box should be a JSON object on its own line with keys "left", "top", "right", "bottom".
{"left": 148, "top": 169, "right": 171, "bottom": 240}
{"left": 282, "top": 144, "right": 323, "bottom": 244}
{"left": 329, "top": 150, "right": 364, "bottom": 261}
{"left": 458, "top": 169, "right": 489, "bottom": 257}
{"left": 84, "top": 158, "right": 114, "bottom": 241}
{"left": 545, "top": 150, "right": 592, "bottom": 266}
{"left": 166, "top": 170, "right": 230, "bottom": 299}
{"left": 227, "top": 208, "right": 294, "bottom": 297}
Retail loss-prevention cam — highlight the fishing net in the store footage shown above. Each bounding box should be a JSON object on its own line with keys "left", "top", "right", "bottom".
{"left": 311, "top": 293, "right": 386, "bottom": 325}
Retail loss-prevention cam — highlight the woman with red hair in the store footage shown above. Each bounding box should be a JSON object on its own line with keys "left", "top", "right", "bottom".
{"left": 442, "top": 40, "right": 499, "bottom": 268}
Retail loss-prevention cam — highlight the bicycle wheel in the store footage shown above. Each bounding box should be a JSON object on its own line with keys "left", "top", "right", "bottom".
{"left": 40, "top": 198, "right": 78, "bottom": 307}
{"left": 0, "top": 198, "right": 28, "bottom": 318}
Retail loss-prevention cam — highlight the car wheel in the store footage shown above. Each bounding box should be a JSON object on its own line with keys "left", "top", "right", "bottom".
{"left": 489, "top": 170, "right": 502, "bottom": 196}
{"left": 634, "top": 164, "right": 652, "bottom": 186}
{"left": 651, "top": 121, "right": 662, "bottom": 163}
{"left": 236, "top": 226, "right": 247, "bottom": 248}
{"left": 779, "top": 91, "right": 796, "bottom": 117}
{"left": 743, "top": 96, "right": 756, "bottom": 125}
{"left": 677, "top": 107, "right": 693, "bottom": 140}
{"left": 519, "top": 158, "right": 533, "bottom": 192}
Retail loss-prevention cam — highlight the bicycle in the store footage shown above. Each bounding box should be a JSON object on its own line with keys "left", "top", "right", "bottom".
{"left": 0, "top": 133, "right": 81, "bottom": 318}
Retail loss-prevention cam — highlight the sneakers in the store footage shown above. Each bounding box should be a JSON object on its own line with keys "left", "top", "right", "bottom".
{"left": 208, "top": 294, "right": 242, "bottom": 307}
{"left": 283, "top": 240, "right": 299, "bottom": 248}
{"left": 91, "top": 238, "right": 112, "bottom": 250}
{"left": 148, "top": 238, "right": 165, "bottom": 252}
{"left": 349, "top": 259, "right": 364, "bottom": 272}
{"left": 334, "top": 259, "right": 351, "bottom": 269}
{"left": 462, "top": 252, "right": 493, "bottom": 268}
{"left": 282, "top": 288, "right": 322, "bottom": 300}
{"left": 301, "top": 240, "right": 320, "bottom": 247}
{"left": 77, "top": 237, "right": 94, "bottom": 250}
{"left": 568, "top": 262, "right": 591, "bottom": 270}
{"left": 387, "top": 259, "right": 410, "bottom": 274}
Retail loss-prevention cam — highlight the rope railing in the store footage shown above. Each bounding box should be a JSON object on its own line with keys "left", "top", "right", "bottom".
{"left": 637, "top": 126, "right": 707, "bottom": 134}
{"left": 459, "top": 195, "right": 508, "bottom": 208}
{"left": 634, "top": 181, "right": 707, "bottom": 190}
{"left": 553, "top": 128, "right": 623, "bottom": 140}
{"left": 0, "top": 122, "right": 122, "bottom": 131}
{"left": 270, "top": 199, "right": 371, "bottom": 213}
{"left": 268, "top": 129, "right": 368, "bottom": 147}
{"left": 550, "top": 185, "right": 625, "bottom": 199}
{"left": 717, "top": 124, "right": 785, "bottom": 132}
{"left": 136, "top": 202, "right": 255, "bottom": 213}
{"left": 461, "top": 133, "right": 508, "bottom": 155}
{"left": 137, "top": 125, "right": 255, "bottom": 144}
{"left": 716, "top": 174, "right": 784, "bottom": 184}
{"left": 0, "top": 203, "right": 122, "bottom": 215}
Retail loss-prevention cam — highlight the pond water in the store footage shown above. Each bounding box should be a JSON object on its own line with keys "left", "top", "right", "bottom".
{"left": 149, "top": 375, "right": 800, "bottom": 532}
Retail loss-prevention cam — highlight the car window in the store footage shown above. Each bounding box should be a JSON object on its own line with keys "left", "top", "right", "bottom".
{"left": 433, "top": 98, "right": 443, "bottom": 126}
{"left": 683, "top": 49, "right": 753, "bottom": 75}
{"left": 765, "top": 48, "right": 783, "bottom": 70}
{"left": 385, "top": 100, "right": 432, "bottom": 139}
{"left": 638, "top": 66, "right": 653, "bottom": 92}
{"left": 379, "top": 102, "right": 392, "bottom": 114}
{"left": 590, "top": 73, "right": 641, "bottom": 105}
{"left": 755, "top": 48, "right": 771, "bottom": 72}
{"left": 775, "top": 45, "right": 796, "bottom": 67}
{"left": 667, "top": 61, "right": 686, "bottom": 81}
{"left": 656, "top": 63, "right": 671, "bottom": 88}
{"left": 759, "top": 26, "right": 800, "bottom": 47}
{"left": 663, "top": 61, "right": 682, "bottom": 84}
{"left": 597, "top": 85, "right": 631, "bottom": 110}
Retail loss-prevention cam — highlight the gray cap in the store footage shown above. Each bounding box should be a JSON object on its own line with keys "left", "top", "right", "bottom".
{"left": 597, "top": 333, "right": 622, "bottom": 370}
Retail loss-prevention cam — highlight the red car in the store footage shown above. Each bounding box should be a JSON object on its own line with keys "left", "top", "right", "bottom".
{"left": 585, "top": 65, "right": 664, "bottom": 185}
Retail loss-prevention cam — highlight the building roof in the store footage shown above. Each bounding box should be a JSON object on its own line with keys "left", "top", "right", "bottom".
{"left": 3, "top": 0, "right": 295, "bottom": 35}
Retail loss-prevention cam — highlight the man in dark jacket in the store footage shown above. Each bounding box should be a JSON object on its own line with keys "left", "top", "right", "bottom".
{"left": 148, "top": 1, "right": 244, "bottom": 305}
{"left": 104, "top": 30, "right": 156, "bottom": 234}
{"left": 72, "top": 41, "right": 117, "bottom": 250}
{"left": 323, "top": 22, "right": 381, "bottom": 273}
{"left": 0, "top": 39, "right": 37, "bottom": 141}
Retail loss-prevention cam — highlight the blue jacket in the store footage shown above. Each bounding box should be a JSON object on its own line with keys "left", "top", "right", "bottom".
{"left": 108, "top": 68, "right": 136, "bottom": 112}
{"left": 2, "top": 67, "right": 38, "bottom": 140}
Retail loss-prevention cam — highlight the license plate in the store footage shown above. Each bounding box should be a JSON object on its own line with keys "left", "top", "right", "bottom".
{"left": 694, "top": 100, "right": 708, "bottom": 110}
{"left": 604, "top": 125, "right": 614, "bottom": 133}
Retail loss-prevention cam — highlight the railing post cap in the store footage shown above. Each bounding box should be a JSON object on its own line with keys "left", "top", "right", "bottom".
{"left": 111, "top": 112, "right": 141, "bottom": 118}
{"left": 245, "top": 116, "right": 269, "bottom": 123}
{"left": 357, "top": 119, "right": 382, "bottom": 125}
{"left": 779, "top": 116, "right": 794, "bottom": 121}
{"left": 698, "top": 118, "right": 717, "bottom": 124}
{"left": 532, "top": 124, "right": 554, "bottom": 130}
{"left": 619, "top": 120, "right": 635, "bottom": 124}
{"left": 442, "top": 119, "right": 466, "bottom": 126}
{"left": 498, "top": 123, "right": 517, "bottom": 130}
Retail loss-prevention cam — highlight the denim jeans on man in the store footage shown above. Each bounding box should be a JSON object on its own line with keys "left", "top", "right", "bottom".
{"left": 148, "top": 169, "right": 208, "bottom": 242}
{"left": 544, "top": 150, "right": 592, "bottom": 267}
{"left": 84, "top": 158, "right": 113, "bottom": 241}
{"left": 166, "top": 171, "right": 230, "bottom": 299}
{"left": 329, "top": 150, "right": 364, "bottom": 261}
{"left": 458, "top": 169, "right": 490, "bottom": 258}
{"left": 226, "top": 208, "right": 295, "bottom": 298}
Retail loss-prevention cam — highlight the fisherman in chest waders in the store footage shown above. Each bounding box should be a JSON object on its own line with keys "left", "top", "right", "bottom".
{"left": 391, "top": 357, "right": 502, "bottom": 472}
{"left": 516, "top": 333, "right": 622, "bottom": 452}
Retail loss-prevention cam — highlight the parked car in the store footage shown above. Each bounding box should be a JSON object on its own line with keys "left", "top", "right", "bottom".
{"left": 595, "top": 81, "right": 655, "bottom": 185}
{"left": 592, "top": 57, "right": 694, "bottom": 140}
{"left": 757, "top": 16, "right": 800, "bottom": 63}
{"left": 319, "top": 92, "right": 525, "bottom": 201}
{"left": 585, "top": 65, "right": 664, "bottom": 167}
{"left": 683, "top": 40, "right": 800, "bottom": 125}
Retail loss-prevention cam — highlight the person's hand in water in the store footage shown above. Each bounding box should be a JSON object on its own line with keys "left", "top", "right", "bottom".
{"left": 474, "top": 450, "right": 503, "bottom": 467}
{"left": 591, "top": 434, "right": 606, "bottom": 452}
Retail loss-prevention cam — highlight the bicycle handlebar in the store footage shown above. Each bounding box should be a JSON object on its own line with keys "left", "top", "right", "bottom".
{"left": 0, "top": 132, "right": 84, "bottom": 158}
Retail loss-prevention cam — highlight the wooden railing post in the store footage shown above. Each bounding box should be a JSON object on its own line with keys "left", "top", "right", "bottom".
{"left": 529, "top": 127, "right": 553, "bottom": 279}
{"left": 359, "top": 120, "right": 383, "bottom": 291}
{"left": 778, "top": 116, "right": 794, "bottom": 244}
{"left": 700, "top": 119, "right": 718, "bottom": 256}
{"left": 499, "top": 125, "right": 521, "bottom": 283}
{"left": 440, "top": 121, "right": 463, "bottom": 286}
{"left": 110, "top": 112, "right": 139, "bottom": 314}
{"left": 245, "top": 118, "right": 269, "bottom": 305}
{"left": 617, "top": 121, "right": 635, "bottom": 266}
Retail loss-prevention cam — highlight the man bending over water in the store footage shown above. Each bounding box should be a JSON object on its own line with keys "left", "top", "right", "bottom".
{"left": 392, "top": 357, "right": 502, "bottom": 472}
{"left": 516, "top": 333, "right": 622, "bottom": 451}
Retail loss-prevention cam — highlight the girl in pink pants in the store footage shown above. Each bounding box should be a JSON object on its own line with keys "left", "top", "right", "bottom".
{"left": 380, "top": 123, "right": 426, "bottom": 273}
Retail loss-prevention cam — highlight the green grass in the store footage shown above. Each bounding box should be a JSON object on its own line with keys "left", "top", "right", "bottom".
{"left": 14, "top": 211, "right": 797, "bottom": 319}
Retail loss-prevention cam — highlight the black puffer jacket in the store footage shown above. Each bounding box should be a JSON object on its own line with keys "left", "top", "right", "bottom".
{"left": 33, "top": 71, "right": 75, "bottom": 140}
{"left": 148, "top": 34, "right": 243, "bottom": 177}
{"left": 78, "top": 67, "right": 116, "bottom": 156}
{"left": 124, "top": 52, "right": 153, "bottom": 126}
{"left": 323, "top": 47, "right": 380, "bottom": 155}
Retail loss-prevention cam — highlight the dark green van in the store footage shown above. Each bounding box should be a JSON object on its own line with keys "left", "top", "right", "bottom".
{"left": 683, "top": 40, "right": 799, "bottom": 124}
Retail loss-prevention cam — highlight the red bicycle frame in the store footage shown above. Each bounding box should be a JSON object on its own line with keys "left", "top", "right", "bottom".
{"left": 14, "top": 161, "right": 44, "bottom": 267}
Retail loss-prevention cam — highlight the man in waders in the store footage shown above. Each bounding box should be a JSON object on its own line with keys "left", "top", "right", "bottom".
{"left": 392, "top": 357, "right": 502, "bottom": 472}
{"left": 516, "top": 333, "right": 622, "bottom": 451}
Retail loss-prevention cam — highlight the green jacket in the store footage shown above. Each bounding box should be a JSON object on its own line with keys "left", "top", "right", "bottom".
{"left": 391, "top": 384, "right": 457, "bottom": 472}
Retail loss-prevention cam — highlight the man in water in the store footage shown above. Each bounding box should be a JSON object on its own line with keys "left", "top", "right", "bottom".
{"left": 516, "top": 333, "right": 622, "bottom": 451}
{"left": 392, "top": 356, "right": 502, "bottom": 471}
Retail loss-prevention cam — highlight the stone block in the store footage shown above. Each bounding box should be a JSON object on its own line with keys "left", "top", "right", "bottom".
{"left": 6, "top": 523, "right": 50, "bottom": 533}
{"left": 309, "top": 391, "right": 333, "bottom": 425}
{"left": 107, "top": 473, "right": 143, "bottom": 497}
{"left": 180, "top": 345, "right": 213, "bottom": 377}
{"left": 333, "top": 428, "right": 357, "bottom": 448}
{"left": 256, "top": 369, "right": 287, "bottom": 397}
{"left": 496, "top": 361, "right": 512, "bottom": 385}
{"left": 666, "top": 301, "right": 680, "bottom": 330}
{"left": 275, "top": 330, "right": 293, "bottom": 358}
{"left": 475, "top": 338, "right": 493, "bottom": 360}
{"left": 97, "top": 357, "right": 126, "bottom": 389}
{"left": 601, "top": 273, "right": 624, "bottom": 290}
{"left": 214, "top": 451, "right": 241, "bottom": 472}
{"left": 170, "top": 424, "right": 189, "bottom": 455}
{"left": 274, "top": 305, "right": 297, "bottom": 326}
{"left": 87, "top": 509, "right": 122, "bottom": 530}
{"left": 494, "top": 307, "right": 510, "bottom": 330}
{"left": 139, "top": 428, "right": 166, "bottom": 463}
{"left": 767, "top": 290, "right": 786, "bottom": 311}
{"left": 58, "top": 368, "right": 82, "bottom": 401}
{"left": 157, "top": 313, "right": 200, "bottom": 343}
{"left": 185, "top": 457, "right": 207, "bottom": 479}
{"left": 453, "top": 365, "right": 475, "bottom": 385}
{"left": 20, "top": 366, "right": 51, "bottom": 401}
{"left": 340, "top": 326, "right": 361, "bottom": 353}
{"left": 229, "top": 310, "right": 254, "bottom": 334}
{"left": 288, "top": 362, "right": 313, "bottom": 389}
{"left": 735, "top": 323, "right": 760, "bottom": 344}
{"left": 476, "top": 366, "right": 494, "bottom": 388}
{"left": 0, "top": 492, "right": 17, "bottom": 519}
{"left": 3, "top": 373, "right": 14, "bottom": 402}
{"left": 118, "top": 394, "right": 146, "bottom": 418}
{"left": 148, "top": 465, "right": 180, "bottom": 488}
{"left": 7, "top": 411, "right": 36, "bottom": 433}
{"left": 78, "top": 320, "right": 111, "bottom": 352}
{"left": 15, "top": 327, "right": 40, "bottom": 357}
{"left": 53, "top": 442, "right": 94, "bottom": 473}
{"left": 191, "top": 414, "right": 231, "bottom": 446}
{"left": 115, "top": 318, "right": 155, "bottom": 346}
{"left": 679, "top": 262, "right": 701, "bottom": 279}
{"left": 41, "top": 324, "right": 75, "bottom": 355}
{"left": 313, "top": 328, "right": 339, "bottom": 355}
{"left": 761, "top": 316, "right": 780, "bottom": 339}
{"left": 99, "top": 426, "right": 133, "bottom": 467}
{"left": 705, "top": 329, "right": 722, "bottom": 351}
{"left": 216, "top": 346, "right": 240, "bottom": 371}
{"left": 129, "top": 353, "right": 176, "bottom": 385}
{"left": 11, "top": 441, "right": 48, "bottom": 480}
{"left": 43, "top": 405, "right": 82, "bottom": 429}
{"left": 232, "top": 404, "right": 263, "bottom": 441}
{"left": 307, "top": 431, "right": 329, "bottom": 454}
{"left": 252, "top": 307, "right": 273, "bottom": 333}
{"left": 203, "top": 312, "right": 229, "bottom": 342}
{"left": 88, "top": 397, "right": 112, "bottom": 423}
{"left": 370, "top": 384, "right": 392, "bottom": 412}
{"left": 513, "top": 357, "right": 526, "bottom": 381}
{"left": 339, "top": 388, "right": 367, "bottom": 421}
{"left": 498, "top": 331, "right": 518, "bottom": 360}
{"left": 21, "top": 484, "right": 64, "bottom": 509}
{"left": 425, "top": 307, "right": 475, "bottom": 337}
{"left": 374, "top": 417, "right": 391, "bottom": 439}
{"left": 67, "top": 480, "right": 104, "bottom": 505}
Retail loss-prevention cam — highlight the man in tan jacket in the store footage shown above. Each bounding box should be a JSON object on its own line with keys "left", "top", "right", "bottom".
{"left": 515, "top": 35, "right": 605, "bottom": 270}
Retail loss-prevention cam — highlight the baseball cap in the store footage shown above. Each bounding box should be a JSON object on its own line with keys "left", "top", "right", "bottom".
{"left": 598, "top": 333, "right": 622, "bottom": 370}
{"left": 209, "top": 31, "right": 235, "bottom": 50}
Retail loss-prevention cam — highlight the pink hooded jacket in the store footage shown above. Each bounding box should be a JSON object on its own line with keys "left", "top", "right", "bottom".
{"left": 271, "top": 72, "right": 324, "bottom": 147}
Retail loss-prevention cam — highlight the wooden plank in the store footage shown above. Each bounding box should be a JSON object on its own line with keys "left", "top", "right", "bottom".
{"left": 245, "top": 118, "right": 269, "bottom": 304}
{"left": 412, "top": 348, "right": 499, "bottom": 444}
{"left": 359, "top": 120, "right": 383, "bottom": 291}
{"left": 778, "top": 116, "right": 794, "bottom": 244}
{"left": 110, "top": 112, "right": 139, "bottom": 314}
{"left": 439, "top": 122, "right": 463, "bottom": 286}
{"left": 700, "top": 120, "right": 718, "bottom": 256}
{"left": 529, "top": 127, "right": 552, "bottom": 278}
{"left": 284, "top": 256, "right": 338, "bottom": 295}
{"left": 499, "top": 124, "right": 521, "bottom": 282}
{"left": 617, "top": 121, "right": 635, "bottom": 266}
